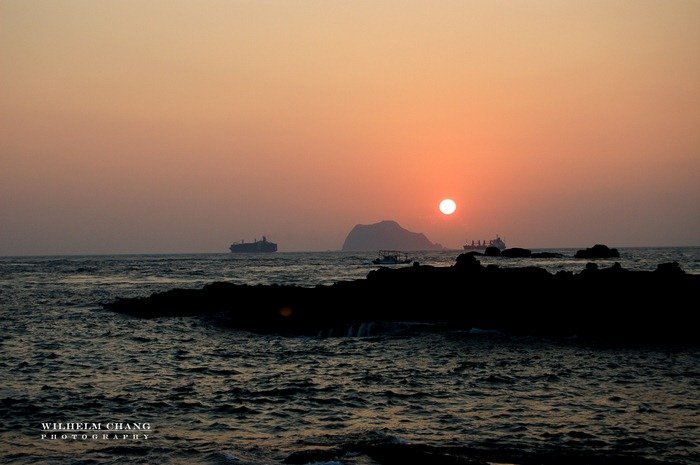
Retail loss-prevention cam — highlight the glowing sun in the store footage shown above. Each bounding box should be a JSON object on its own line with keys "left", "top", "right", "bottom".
{"left": 439, "top": 198, "right": 457, "bottom": 215}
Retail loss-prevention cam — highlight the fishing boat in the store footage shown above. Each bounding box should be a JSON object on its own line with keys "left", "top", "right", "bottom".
{"left": 372, "top": 251, "right": 411, "bottom": 265}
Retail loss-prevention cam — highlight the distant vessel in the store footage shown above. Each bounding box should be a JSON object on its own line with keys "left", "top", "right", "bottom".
{"left": 463, "top": 236, "right": 506, "bottom": 251}
{"left": 372, "top": 251, "right": 411, "bottom": 265}
{"left": 229, "top": 236, "right": 277, "bottom": 253}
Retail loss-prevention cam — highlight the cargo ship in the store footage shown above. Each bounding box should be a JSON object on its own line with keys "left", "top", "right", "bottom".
{"left": 229, "top": 236, "right": 277, "bottom": 253}
{"left": 463, "top": 236, "right": 506, "bottom": 251}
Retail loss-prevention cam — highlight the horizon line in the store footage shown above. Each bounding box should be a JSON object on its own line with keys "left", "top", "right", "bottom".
{"left": 1, "top": 244, "right": 699, "bottom": 259}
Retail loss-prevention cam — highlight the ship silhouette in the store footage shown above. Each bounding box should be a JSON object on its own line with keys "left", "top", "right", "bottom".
{"left": 229, "top": 236, "right": 277, "bottom": 253}
{"left": 463, "top": 236, "right": 506, "bottom": 251}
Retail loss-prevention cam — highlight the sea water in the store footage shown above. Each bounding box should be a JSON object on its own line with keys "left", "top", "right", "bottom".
{"left": 0, "top": 248, "right": 698, "bottom": 464}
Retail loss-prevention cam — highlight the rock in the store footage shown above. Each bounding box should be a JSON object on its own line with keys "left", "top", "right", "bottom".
{"left": 341, "top": 220, "right": 443, "bottom": 251}
{"left": 581, "top": 262, "right": 603, "bottom": 277}
{"left": 454, "top": 253, "right": 481, "bottom": 271}
{"left": 463, "top": 251, "right": 483, "bottom": 256}
{"left": 655, "top": 261, "right": 684, "bottom": 274}
{"left": 484, "top": 246, "right": 501, "bottom": 256}
{"left": 531, "top": 252, "right": 565, "bottom": 258}
{"left": 501, "top": 247, "right": 532, "bottom": 258}
{"left": 105, "top": 255, "right": 699, "bottom": 344}
{"left": 600, "top": 262, "right": 627, "bottom": 273}
{"left": 574, "top": 244, "right": 620, "bottom": 259}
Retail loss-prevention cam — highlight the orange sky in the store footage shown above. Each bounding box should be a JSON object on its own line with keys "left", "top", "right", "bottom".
{"left": 1, "top": 0, "right": 699, "bottom": 254}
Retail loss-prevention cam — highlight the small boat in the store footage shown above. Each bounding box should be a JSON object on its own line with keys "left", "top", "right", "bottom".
{"left": 372, "top": 251, "right": 411, "bottom": 265}
{"left": 463, "top": 236, "right": 506, "bottom": 251}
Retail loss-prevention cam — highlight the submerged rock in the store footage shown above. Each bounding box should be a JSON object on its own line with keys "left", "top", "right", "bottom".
{"left": 463, "top": 251, "right": 483, "bottom": 256}
{"left": 531, "top": 252, "right": 565, "bottom": 258}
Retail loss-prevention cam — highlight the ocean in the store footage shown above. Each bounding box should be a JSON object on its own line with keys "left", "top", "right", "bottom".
{"left": 1, "top": 248, "right": 698, "bottom": 464}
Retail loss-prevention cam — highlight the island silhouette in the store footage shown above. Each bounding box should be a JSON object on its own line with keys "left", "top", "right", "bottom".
{"left": 342, "top": 220, "right": 443, "bottom": 251}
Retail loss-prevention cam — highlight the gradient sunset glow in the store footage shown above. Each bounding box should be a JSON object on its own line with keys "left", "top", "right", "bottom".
{"left": 1, "top": 1, "right": 699, "bottom": 254}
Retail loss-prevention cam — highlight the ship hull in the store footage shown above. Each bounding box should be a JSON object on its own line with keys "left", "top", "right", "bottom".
{"left": 229, "top": 241, "right": 277, "bottom": 253}
{"left": 462, "top": 245, "right": 489, "bottom": 251}
{"left": 463, "top": 237, "right": 506, "bottom": 251}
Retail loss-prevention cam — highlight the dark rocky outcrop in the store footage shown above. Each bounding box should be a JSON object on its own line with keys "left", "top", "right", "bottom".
{"left": 341, "top": 220, "right": 442, "bottom": 251}
{"left": 500, "top": 247, "right": 532, "bottom": 258}
{"left": 655, "top": 261, "right": 684, "bottom": 274}
{"left": 484, "top": 246, "right": 501, "bottom": 256}
{"left": 105, "top": 253, "right": 699, "bottom": 344}
{"left": 575, "top": 244, "right": 620, "bottom": 259}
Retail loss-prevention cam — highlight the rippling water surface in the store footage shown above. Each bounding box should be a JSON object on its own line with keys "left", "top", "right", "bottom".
{"left": 0, "top": 249, "right": 698, "bottom": 464}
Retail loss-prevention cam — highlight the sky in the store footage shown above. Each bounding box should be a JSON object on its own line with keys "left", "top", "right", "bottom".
{"left": 1, "top": 0, "right": 699, "bottom": 254}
